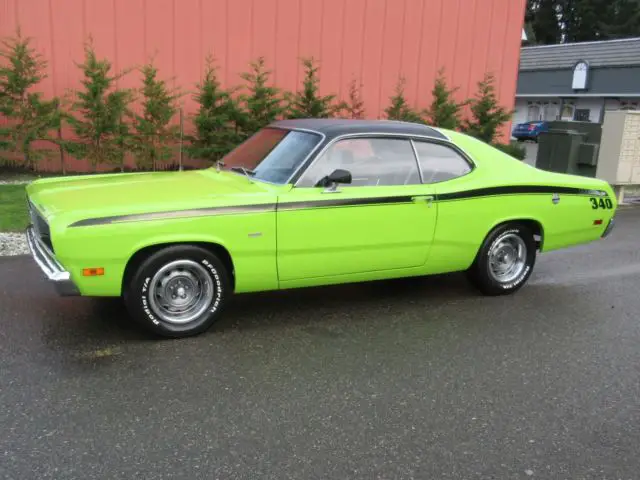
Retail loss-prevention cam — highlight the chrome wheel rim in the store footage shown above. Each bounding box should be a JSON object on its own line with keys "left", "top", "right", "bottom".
{"left": 488, "top": 233, "right": 527, "bottom": 284}
{"left": 148, "top": 260, "right": 214, "bottom": 325}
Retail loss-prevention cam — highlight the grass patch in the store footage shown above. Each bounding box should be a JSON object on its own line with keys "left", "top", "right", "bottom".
{"left": 0, "top": 184, "right": 29, "bottom": 232}
{"left": 0, "top": 173, "right": 37, "bottom": 183}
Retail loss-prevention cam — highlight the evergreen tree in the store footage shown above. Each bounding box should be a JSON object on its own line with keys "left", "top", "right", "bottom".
{"left": 563, "top": 0, "right": 609, "bottom": 42}
{"left": 423, "top": 69, "right": 467, "bottom": 130}
{"left": 239, "top": 57, "right": 284, "bottom": 135}
{"left": 287, "top": 57, "right": 339, "bottom": 119}
{"left": 384, "top": 77, "right": 423, "bottom": 123}
{"left": 526, "top": 0, "right": 563, "bottom": 45}
{"left": 463, "top": 73, "right": 513, "bottom": 144}
{"left": 187, "top": 55, "right": 244, "bottom": 162}
{"left": 525, "top": 0, "right": 640, "bottom": 44}
{"left": 64, "top": 40, "right": 132, "bottom": 171}
{"left": 341, "top": 78, "right": 366, "bottom": 119}
{"left": 605, "top": 0, "right": 640, "bottom": 38}
{"left": 0, "top": 28, "right": 60, "bottom": 169}
{"left": 131, "top": 61, "right": 181, "bottom": 170}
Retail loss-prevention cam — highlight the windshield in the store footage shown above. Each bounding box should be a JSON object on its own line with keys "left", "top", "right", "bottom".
{"left": 220, "top": 128, "right": 322, "bottom": 184}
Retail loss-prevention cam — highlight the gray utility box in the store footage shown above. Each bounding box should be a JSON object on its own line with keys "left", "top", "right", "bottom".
{"left": 535, "top": 121, "right": 602, "bottom": 177}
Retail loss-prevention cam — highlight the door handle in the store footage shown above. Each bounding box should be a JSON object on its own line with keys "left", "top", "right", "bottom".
{"left": 412, "top": 195, "right": 434, "bottom": 206}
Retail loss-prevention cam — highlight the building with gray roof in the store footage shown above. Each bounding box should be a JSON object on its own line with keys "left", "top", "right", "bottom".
{"left": 513, "top": 37, "right": 640, "bottom": 128}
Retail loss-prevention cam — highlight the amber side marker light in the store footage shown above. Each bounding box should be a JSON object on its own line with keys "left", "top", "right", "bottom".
{"left": 82, "top": 268, "right": 105, "bottom": 277}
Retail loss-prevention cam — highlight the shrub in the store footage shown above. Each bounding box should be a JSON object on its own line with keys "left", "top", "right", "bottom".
{"left": 64, "top": 39, "right": 132, "bottom": 171}
{"left": 187, "top": 55, "right": 245, "bottom": 162}
{"left": 286, "top": 57, "right": 340, "bottom": 119}
{"left": 385, "top": 77, "right": 423, "bottom": 123}
{"left": 341, "top": 78, "right": 366, "bottom": 119}
{"left": 492, "top": 140, "right": 527, "bottom": 160}
{"left": 423, "top": 68, "right": 468, "bottom": 130}
{"left": 130, "top": 60, "right": 181, "bottom": 170}
{"left": 0, "top": 28, "right": 61, "bottom": 169}
{"left": 239, "top": 57, "right": 284, "bottom": 135}
{"left": 463, "top": 72, "right": 513, "bottom": 143}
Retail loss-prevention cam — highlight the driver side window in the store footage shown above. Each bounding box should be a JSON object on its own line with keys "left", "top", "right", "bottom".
{"left": 296, "top": 137, "right": 421, "bottom": 187}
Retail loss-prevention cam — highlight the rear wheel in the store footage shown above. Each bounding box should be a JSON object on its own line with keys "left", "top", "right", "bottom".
{"left": 467, "top": 223, "right": 536, "bottom": 296}
{"left": 124, "top": 245, "right": 231, "bottom": 337}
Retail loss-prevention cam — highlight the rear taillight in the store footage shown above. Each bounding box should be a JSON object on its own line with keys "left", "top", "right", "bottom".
{"left": 528, "top": 124, "right": 536, "bottom": 131}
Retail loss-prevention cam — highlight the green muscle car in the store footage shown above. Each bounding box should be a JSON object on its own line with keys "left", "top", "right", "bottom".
{"left": 26, "top": 119, "right": 616, "bottom": 337}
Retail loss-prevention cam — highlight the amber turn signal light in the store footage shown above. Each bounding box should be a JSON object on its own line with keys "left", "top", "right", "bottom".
{"left": 82, "top": 268, "right": 105, "bottom": 277}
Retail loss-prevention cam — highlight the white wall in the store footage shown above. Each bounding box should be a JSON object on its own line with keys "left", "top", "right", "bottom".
{"left": 514, "top": 97, "right": 640, "bottom": 125}
{"left": 513, "top": 99, "right": 530, "bottom": 126}
{"left": 572, "top": 98, "right": 602, "bottom": 122}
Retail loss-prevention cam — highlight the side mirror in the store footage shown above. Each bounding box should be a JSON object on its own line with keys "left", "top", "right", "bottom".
{"left": 316, "top": 169, "right": 352, "bottom": 188}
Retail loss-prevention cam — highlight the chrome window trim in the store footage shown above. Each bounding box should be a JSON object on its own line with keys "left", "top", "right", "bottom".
{"left": 411, "top": 138, "right": 476, "bottom": 185}
{"left": 409, "top": 139, "right": 425, "bottom": 184}
{"left": 434, "top": 128, "right": 451, "bottom": 141}
{"left": 293, "top": 131, "right": 469, "bottom": 188}
{"left": 284, "top": 127, "right": 327, "bottom": 183}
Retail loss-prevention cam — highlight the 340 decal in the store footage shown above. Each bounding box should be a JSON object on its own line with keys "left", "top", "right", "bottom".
{"left": 590, "top": 197, "right": 613, "bottom": 209}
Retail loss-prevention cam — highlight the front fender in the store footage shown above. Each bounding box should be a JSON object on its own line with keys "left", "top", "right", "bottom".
{"left": 54, "top": 211, "right": 278, "bottom": 296}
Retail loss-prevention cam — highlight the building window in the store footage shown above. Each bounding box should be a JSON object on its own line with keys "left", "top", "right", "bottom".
{"left": 574, "top": 109, "right": 591, "bottom": 122}
{"left": 572, "top": 61, "right": 589, "bottom": 90}
{"left": 561, "top": 103, "right": 575, "bottom": 120}
{"left": 527, "top": 105, "right": 541, "bottom": 121}
{"left": 620, "top": 102, "right": 639, "bottom": 111}
{"left": 543, "top": 104, "right": 559, "bottom": 121}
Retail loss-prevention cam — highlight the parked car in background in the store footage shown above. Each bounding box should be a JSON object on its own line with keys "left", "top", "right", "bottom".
{"left": 512, "top": 121, "right": 549, "bottom": 142}
{"left": 26, "top": 119, "right": 616, "bottom": 338}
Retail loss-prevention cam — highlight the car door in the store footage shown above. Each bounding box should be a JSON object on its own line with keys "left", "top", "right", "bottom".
{"left": 276, "top": 136, "right": 438, "bottom": 282}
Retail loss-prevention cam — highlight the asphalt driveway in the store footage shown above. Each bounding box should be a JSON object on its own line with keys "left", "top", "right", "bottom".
{"left": 1, "top": 208, "right": 640, "bottom": 479}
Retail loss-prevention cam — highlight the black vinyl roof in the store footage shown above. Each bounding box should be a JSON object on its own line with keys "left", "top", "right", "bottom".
{"left": 270, "top": 119, "right": 448, "bottom": 140}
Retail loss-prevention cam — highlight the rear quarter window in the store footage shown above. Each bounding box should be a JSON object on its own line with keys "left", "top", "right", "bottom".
{"left": 413, "top": 141, "right": 472, "bottom": 184}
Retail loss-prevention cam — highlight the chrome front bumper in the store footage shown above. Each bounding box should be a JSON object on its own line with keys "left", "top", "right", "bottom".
{"left": 602, "top": 217, "right": 615, "bottom": 239}
{"left": 26, "top": 226, "right": 79, "bottom": 296}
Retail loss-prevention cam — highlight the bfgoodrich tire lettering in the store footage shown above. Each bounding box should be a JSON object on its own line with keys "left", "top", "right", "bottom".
{"left": 468, "top": 223, "right": 536, "bottom": 296}
{"left": 124, "top": 245, "right": 231, "bottom": 338}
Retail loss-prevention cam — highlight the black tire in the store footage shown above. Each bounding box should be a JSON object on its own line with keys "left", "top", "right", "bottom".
{"left": 123, "top": 245, "right": 231, "bottom": 338}
{"left": 467, "top": 223, "right": 536, "bottom": 296}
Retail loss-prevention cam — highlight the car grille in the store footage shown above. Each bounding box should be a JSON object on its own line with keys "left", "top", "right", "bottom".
{"left": 28, "top": 200, "right": 54, "bottom": 252}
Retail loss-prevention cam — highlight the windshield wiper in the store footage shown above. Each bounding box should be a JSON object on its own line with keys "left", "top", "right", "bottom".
{"left": 230, "top": 166, "right": 255, "bottom": 181}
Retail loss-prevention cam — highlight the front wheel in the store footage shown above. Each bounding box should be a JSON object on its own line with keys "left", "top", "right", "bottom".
{"left": 124, "top": 245, "right": 231, "bottom": 338}
{"left": 467, "top": 223, "right": 536, "bottom": 296}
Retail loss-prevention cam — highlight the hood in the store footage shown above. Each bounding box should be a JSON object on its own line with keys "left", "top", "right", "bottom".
{"left": 26, "top": 169, "right": 275, "bottom": 223}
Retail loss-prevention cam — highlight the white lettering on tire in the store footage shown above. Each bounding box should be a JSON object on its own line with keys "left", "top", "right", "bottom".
{"left": 487, "top": 228, "right": 531, "bottom": 290}
{"left": 137, "top": 256, "right": 226, "bottom": 328}
{"left": 201, "top": 259, "right": 223, "bottom": 314}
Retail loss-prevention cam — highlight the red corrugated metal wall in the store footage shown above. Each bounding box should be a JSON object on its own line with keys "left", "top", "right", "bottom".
{"left": 0, "top": 0, "right": 525, "bottom": 170}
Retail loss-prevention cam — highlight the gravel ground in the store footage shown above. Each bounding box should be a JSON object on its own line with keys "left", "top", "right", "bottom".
{"left": 0, "top": 232, "right": 29, "bottom": 256}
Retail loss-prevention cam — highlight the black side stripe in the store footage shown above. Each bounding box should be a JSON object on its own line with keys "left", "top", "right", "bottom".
{"left": 436, "top": 185, "right": 608, "bottom": 201}
{"left": 68, "top": 185, "right": 609, "bottom": 227}
{"left": 69, "top": 204, "right": 276, "bottom": 227}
